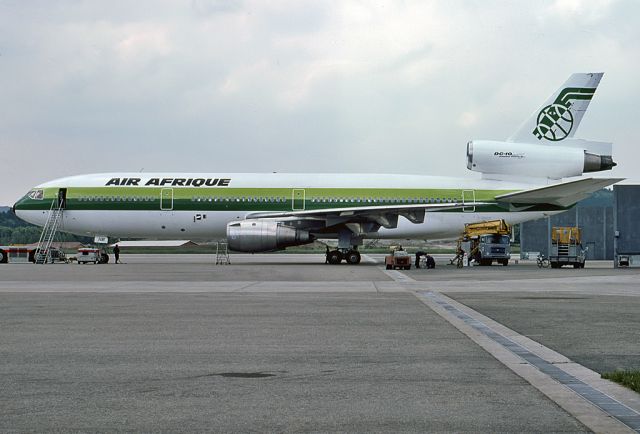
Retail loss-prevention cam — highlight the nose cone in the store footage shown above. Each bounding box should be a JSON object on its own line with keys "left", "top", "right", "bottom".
{"left": 12, "top": 195, "right": 29, "bottom": 221}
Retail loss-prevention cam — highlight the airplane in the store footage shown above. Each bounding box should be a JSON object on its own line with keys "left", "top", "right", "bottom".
{"left": 13, "top": 72, "right": 622, "bottom": 264}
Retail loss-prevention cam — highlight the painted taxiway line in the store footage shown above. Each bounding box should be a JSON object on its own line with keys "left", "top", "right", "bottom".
{"left": 360, "top": 254, "right": 378, "bottom": 264}
{"left": 378, "top": 266, "right": 417, "bottom": 282}
{"left": 415, "top": 290, "right": 640, "bottom": 434}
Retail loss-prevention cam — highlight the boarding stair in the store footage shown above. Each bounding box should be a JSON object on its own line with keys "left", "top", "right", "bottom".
{"left": 215, "top": 242, "right": 231, "bottom": 265}
{"left": 34, "top": 199, "right": 64, "bottom": 264}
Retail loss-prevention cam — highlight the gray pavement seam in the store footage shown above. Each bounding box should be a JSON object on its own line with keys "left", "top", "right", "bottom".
{"left": 235, "top": 281, "right": 261, "bottom": 292}
{"left": 414, "top": 290, "right": 638, "bottom": 434}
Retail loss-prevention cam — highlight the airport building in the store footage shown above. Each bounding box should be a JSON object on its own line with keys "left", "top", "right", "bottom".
{"left": 520, "top": 185, "right": 640, "bottom": 264}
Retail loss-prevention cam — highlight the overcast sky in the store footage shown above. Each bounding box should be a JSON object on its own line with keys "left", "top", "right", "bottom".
{"left": 1, "top": 0, "right": 638, "bottom": 204}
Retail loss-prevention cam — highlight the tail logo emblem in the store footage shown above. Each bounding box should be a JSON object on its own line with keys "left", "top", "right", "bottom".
{"left": 533, "top": 87, "right": 596, "bottom": 141}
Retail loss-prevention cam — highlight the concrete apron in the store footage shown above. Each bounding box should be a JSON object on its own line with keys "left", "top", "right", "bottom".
{"left": 414, "top": 290, "right": 640, "bottom": 434}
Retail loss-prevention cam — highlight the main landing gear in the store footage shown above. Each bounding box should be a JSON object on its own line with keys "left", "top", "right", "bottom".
{"left": 327, "top": 248, "right": 361, "bottom": 265}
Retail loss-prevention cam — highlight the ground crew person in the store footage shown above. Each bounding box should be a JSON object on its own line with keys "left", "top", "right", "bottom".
{"left": 426, "top": 253, "right": 436, "bottom": 269}
{"left": 415, "top": 251, "right": 425, "bottom": 268}
{"left": 325, "top": 246, "right": 330, "bottom": 264}
{"left": 113, "top": 244, "right": 121, "bottom": 264}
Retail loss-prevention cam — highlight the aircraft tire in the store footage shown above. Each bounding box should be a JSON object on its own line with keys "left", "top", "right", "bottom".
{"left": 345, "top": 250, "right": 361, "bottom": 265}
{"left": 328, "top": 250, "right": 342, "bottom": 265}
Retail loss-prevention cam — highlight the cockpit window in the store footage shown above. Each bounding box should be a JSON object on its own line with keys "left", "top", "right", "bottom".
{"left": 27, "top": 189, "right": 44, "bottom": 200}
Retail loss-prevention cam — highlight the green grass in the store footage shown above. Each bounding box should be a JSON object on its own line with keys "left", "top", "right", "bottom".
{"left": 601, "top": 370, "right": 640, "bottom": 393}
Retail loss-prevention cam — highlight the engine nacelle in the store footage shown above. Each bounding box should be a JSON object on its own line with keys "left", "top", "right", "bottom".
{"left": 466, "top": 140, "right": 615, "bottom": 179}
{"left": 227, "top": 220, "right": 314, "bottom": 252}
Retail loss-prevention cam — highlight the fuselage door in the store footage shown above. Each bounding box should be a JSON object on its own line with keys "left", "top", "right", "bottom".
{"left": 160, "top": 188, "right": 173, "bottom": 210}
{"left": 292, "top": 189, "right": 305, "bottom": 210}
{"left": 57, "top": 188, "right": 67, "bottom": 209}
{"left": 462, "top": 189, "right": 476, "bottom": 212}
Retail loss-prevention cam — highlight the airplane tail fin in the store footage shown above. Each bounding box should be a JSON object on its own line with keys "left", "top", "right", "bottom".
{"left": 507, "top": 73, "right": 603, "bottom": 144}
{"left": 467, "top": 73, "right": 616, "bottom": 181}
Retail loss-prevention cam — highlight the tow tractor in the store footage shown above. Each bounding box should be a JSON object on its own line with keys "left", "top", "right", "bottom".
{"left": 385, "top": 246, "right": 412, "bottom": 270}
{"left": 454, "top": 219, "right": 512, "bottom": 266}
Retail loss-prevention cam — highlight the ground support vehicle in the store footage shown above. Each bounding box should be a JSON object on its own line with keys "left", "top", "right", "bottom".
{"left": 34, "top": 247, "right": 69, "bottom": 264}
{"left": 0, "top": 246, "right": 36, "bottom": 263}
{"left": 1, "top": 246, "right": 71, "bottom": 264}
{"left": 385, "top": 249, "right": 411, "bottom": 270}
{"left": 549, "top": 227, "right": 586, "bottom": 268}
{"left": 77, "top": 248, "right": 109, "bottom": 264}
{"left": 456, "top": 220, "right": 511, "bottom": 266}
{"left": 385, "top": 252, "right": 411, "bottom": 270}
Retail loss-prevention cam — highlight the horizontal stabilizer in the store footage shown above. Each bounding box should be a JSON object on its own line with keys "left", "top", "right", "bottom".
{"left": 495, "top": 178, "right": 623, "bottom": 207}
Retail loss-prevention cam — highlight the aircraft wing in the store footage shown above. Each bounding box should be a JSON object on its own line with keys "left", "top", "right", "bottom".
{"left": 245, "top": 202, "right": 490, "bottom": 228}
{"left": 495, "top": 177, "right": 623, "bottom": 207}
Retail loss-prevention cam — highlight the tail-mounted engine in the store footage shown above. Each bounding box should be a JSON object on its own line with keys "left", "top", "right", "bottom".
{"left": 466, "top": 140, "right": 616, "bottom": 180}
{"left": 227, "top": 220, "right": 314, "bottom": 252}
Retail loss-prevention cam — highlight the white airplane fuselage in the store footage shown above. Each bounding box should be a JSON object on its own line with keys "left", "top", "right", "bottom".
{"left": 14, "top": 172, "right": 559, "bottom": 241}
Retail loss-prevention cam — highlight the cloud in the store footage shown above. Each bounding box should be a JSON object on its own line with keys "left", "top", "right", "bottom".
{"left": 0, "top": 0, "right": 638, "bottom": 203}
{"left": 458, "top": 112, "right": 479, "bottom": 128}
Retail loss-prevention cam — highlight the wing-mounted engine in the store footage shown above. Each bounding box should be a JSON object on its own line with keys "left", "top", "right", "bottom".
{"left": 227, "top": 220, "right": 314, "bottom": 252}
{"left": 466, "top": 140, "right": 616, "bottom": 180}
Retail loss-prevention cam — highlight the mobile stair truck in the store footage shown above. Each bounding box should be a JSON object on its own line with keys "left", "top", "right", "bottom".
{"left": 459, "top": 219, "right": 512, "bottom": 266}
{"left": 549, "top": 226, "right": 586, "bottom": 268}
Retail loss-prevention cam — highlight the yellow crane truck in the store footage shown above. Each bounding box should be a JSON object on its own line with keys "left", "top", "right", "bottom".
{"left": 456, "top": 220, "right": 512, "bottom": 266}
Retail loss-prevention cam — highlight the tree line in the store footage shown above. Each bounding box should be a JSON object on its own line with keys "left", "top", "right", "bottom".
{"left": 0, "top": 210, "right": 91, "bottom": 245}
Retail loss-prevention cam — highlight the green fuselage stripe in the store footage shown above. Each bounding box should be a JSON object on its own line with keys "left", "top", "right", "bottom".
{"left": 16, "top": 186, "right": 519, "bottom": 212}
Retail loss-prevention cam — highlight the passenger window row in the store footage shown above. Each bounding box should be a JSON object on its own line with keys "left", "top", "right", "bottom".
{"left": 191, "top": 197, "right": 286, "bottom": 203}
{"left": 77, "top": 196, "right": 154, "bottom": 202}
{"left": 74, "top": 195, "right": 457, "bottom": 204}
{"left": 310, "top": 197, "right": 456, "bottom": 204}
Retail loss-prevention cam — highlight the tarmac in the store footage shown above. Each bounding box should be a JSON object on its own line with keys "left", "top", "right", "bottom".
{"left": 1, "top": 253, "right": 639, "bottom": 432}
